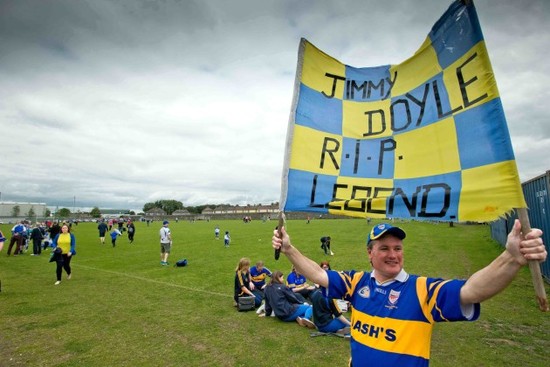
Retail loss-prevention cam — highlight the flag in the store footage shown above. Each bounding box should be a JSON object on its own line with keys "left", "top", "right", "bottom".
{"left": 280, "top": 0, "right": 526, "bottom": 222}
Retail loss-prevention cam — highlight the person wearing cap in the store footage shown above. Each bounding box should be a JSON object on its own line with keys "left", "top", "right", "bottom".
{"left": 271, "top": 220, "right": 547, "bottom": 367}
{"left": 159, "top": 220, "right": 172, "bottom": 266}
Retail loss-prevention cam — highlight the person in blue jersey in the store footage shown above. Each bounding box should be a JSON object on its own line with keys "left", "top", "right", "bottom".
{"left": 272, "top": 221, "right": 547, "bottom": 367}
{"left": 234, "top": 257, "right": 261, "bottom": 308}
{"left": 262, "top": 270, "right": 313, "bottom": 324}
{"left": 7, "top": 221, "right": 26, "bottom": 256}
{"left": 287, "top": 265, "right": 316, "bottom": 302}
{"left": 0, "top": 229, "right": 6, "bottom": 252}
{"left": 250, "top": 260, "right": 272, "bottom": 298}
{"left": 250, "top": 260, "right": 272, "bottom": 314}
{"left": 110, "top": 228, "right": 122, "bottom": 248}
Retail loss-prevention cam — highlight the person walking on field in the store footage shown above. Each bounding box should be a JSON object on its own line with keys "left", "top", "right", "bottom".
{"left": 51, "top": 224, "right": 76, "bottom": 285}
{"left": 272, "top": 221, "right": 547, "bottom": 367}
{"left": 110, "top": 228, "right": 122, "bottom": 247}
{"left": 224, "top": 231, "right": 231, "bottom": 248}
{"left": 97, "top": 220, "right": 108, "bottom": 244}
{"left": 127, "top": 221, "right": 136, "bottom": 243}
{"left": 30, "top": 223, "right": 44, "bottom": 256}
{"left": 320, "top": 236, "right": 333, "bottom": 255}
{"left": 159, "top": 220, "right": 172, "bottom": 266}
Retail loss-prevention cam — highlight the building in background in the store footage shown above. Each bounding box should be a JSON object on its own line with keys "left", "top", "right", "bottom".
{"left": 0, "top": 202, "right": 48, "bottom": 220}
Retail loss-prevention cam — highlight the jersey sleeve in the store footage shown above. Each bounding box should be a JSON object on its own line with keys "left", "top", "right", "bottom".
{"left": 424, "top": 278, "right": 481, "bottom": 322}
{"left": 324, "top": 269, "right": 365, "bottom": 301}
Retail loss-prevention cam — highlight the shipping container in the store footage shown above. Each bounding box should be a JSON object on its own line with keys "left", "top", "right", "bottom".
{"left": 490, "top": 170, "right": 550, "bottom": 283}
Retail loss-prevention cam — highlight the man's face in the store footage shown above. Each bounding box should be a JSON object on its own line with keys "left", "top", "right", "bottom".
{"left": 367, "top": 235, "right": 404, "bottom": 282}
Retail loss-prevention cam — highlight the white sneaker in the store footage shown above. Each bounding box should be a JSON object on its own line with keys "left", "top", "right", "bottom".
{"left": 67, "top": 274, "right": 72, "bottom": 280}
{"left": 297, "top": 317, "right": 317, "bottom": 329}
{"left": 330, "top": 251, "right": 334, "bottom": 256}
{"left": 54, "top": 281, "right": 61, "bottom": 285}
{"left": 256, "top": 303, "right": 266, "bottom": 314}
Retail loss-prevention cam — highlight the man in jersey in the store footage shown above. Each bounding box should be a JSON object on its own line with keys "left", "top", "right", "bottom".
{"left": 271, "top": 220, "right": 547, "bottom": 367}
{"left": 249, "top": 260, "right": 272, "bottom": 297}
{"left": 159, "top": 221, "right": 172, "bottom": 266}
{"left": 287, "top": 265, "right": 316, "bottom": 302}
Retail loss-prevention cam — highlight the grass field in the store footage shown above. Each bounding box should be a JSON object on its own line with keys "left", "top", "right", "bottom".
{"left": 1, "top": 219, "right": 549, "bottom": 367}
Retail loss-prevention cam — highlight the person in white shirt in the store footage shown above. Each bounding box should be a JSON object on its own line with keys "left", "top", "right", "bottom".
{"left": 159, "top": 221, "right": 172, "bottom": 266}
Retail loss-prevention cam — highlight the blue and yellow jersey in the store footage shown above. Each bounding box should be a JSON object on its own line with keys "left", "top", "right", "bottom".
{"left": 326, "top": 270, "right": 479, "bottom": 367}
{"left": 286, "top": 271, "right": 307, "bottom": 290}
{"left": 53, "top": 233, "right": 76, "bottom": 254}
{"left": 250, "top": 266, "right": 272, "bottom": 289}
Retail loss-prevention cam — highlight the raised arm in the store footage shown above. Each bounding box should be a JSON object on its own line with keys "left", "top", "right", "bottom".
{"left": 460, "top": 219, "right": 547, "bottom": 305}
{"left": 272, "top": 226, "right": 328, "bottom": 288}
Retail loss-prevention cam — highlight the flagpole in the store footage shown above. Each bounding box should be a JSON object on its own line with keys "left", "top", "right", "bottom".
{"left": 517, "top": 208, "right": 549, "bottom": 312}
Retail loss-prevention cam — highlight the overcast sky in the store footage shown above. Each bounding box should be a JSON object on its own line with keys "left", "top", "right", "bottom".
{"left": 1, "top": 0, "right": 548, "bottom": 212}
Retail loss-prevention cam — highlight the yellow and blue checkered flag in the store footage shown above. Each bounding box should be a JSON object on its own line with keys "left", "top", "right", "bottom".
{"left": 280, "top": 0, "right": 526, "bottom": 222}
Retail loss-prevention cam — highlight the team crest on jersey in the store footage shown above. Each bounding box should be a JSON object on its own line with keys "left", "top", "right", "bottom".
{"left": 388, "top": 289, "right": 401, "bottom": 306}
{"left": 358, "top": 286, "right": 371, "bottom": 298}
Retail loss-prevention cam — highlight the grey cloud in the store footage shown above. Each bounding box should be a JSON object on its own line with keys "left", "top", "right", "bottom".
{"left": 1, "top": 0, "right": 548, "bottom": 210}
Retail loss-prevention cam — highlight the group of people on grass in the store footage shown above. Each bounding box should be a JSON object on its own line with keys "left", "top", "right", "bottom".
{"left": 2, "top": 220, "right": 76, "bottom": 285}
{"left": 2, "top": 220, "right": 65, "bottom": 256}
{"left": 234, "top": 257, "right": 351, "bottom": 336}
{"left": 97, "top": 218, "right": 136, "bottom": 247}
{"left": 214, "top": 225, "right": 231, "bottom": 247}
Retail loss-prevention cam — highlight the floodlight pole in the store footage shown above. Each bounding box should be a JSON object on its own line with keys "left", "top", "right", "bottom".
{"left": 517, "top": 208, "right": 549, "bottom": 312}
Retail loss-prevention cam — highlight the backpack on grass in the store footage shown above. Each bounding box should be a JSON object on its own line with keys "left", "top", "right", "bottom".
{"left": 174, "top": 259, "right": 188, "bottom": 267}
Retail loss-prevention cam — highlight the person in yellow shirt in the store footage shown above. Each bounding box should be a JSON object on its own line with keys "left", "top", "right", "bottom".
{"left": 51, "top": 224, "right": 76, "bottom": 285}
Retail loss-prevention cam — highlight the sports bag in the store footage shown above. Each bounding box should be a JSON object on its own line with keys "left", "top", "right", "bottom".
{"left": 237, "top": 296, "right": 255, "bottom": 312}
{"left": 174, "top": 259, "right": 188, "bottom": 267}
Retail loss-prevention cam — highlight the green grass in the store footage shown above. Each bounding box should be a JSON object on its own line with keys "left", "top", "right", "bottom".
{"left": 1, "top": 219, "right": 549, "bottom": 367}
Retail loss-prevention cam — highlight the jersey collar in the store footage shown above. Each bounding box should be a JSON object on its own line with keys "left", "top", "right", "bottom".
{"left": 371, "top": 269, "right": 409, "bottom": 286}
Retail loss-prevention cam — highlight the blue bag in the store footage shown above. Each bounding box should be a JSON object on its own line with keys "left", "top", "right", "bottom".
{"left": 174, "top": 259, "right": 188, "bottom": 267}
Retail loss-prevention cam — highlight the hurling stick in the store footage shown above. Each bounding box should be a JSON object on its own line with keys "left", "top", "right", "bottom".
{"left": 275, "top": 212, "right": 286, "bottom": 260}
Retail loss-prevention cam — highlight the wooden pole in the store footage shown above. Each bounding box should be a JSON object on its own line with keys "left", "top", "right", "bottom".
{"left": 517, "top": 208, "right": 549, "bottom": 311}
